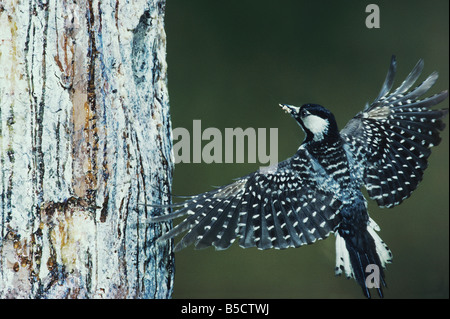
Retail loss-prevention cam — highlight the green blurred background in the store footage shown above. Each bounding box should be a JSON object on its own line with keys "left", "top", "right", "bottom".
{"left": 164, "top": 0, "right": 449, "bottom": 298}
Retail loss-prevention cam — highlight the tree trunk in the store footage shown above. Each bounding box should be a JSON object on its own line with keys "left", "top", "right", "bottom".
{"left": 0, "top": 0, "right": 174, "bottom": 298}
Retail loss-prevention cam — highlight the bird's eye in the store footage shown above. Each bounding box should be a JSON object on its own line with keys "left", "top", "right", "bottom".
{"left": 300, "top": 109, "right": 308, "bottom": 118}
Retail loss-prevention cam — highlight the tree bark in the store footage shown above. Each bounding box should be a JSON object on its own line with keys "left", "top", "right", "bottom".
{"left": 0, "top": 0, "right": 174, "bottom": 298}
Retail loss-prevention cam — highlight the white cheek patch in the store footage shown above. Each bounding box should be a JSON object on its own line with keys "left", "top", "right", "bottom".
{"left": 303, "top": 115, "right": 329, "bottom": 141}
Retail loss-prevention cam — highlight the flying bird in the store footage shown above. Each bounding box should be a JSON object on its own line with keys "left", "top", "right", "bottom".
{"left": 150, "top": 56, "right": 448, "bottom": 298}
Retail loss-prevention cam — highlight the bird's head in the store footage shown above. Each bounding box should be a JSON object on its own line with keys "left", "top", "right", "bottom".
{"left": 279, "top": 103, "right": 339, "bottom": 143}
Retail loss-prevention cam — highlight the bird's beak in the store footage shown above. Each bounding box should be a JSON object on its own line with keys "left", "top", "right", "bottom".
{"left": 279, "top": 104, "right": 299, "bottom": 115}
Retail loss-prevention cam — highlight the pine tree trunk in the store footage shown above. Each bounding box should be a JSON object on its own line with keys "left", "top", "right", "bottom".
{"left": 0, "top": 0, "right": 174, "bottom": 298}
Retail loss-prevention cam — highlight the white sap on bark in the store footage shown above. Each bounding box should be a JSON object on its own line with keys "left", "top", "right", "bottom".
{"left": 0, "top": 0, "right": 174, "bottom": 298}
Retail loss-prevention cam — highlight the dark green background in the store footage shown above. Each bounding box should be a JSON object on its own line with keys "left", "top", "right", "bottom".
{"left": 164, "top": 0, "right": 449, "bottom": 298}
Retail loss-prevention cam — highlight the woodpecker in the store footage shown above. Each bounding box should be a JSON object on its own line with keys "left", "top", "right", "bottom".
{"left": 150, "top": 56, "right": 448, "bottom": 298}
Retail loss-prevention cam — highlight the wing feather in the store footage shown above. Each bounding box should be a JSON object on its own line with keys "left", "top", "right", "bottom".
{"left": 342, "top": 56, "right": 448, "bottom": 208}
{"left": 150, "top": 152, "right": 343, "bottom": 250}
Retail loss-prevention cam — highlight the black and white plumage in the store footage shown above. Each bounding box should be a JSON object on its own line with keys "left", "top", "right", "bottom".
{"left": 150, "top": 56, "right": 448, "bottom": 298}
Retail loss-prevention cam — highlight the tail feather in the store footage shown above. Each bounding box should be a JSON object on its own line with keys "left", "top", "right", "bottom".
{"left": 367, "top": 219, "right": 393, "bottom": 269}
{"left": 335, "top": 218, "right": 392, "bottom": 298}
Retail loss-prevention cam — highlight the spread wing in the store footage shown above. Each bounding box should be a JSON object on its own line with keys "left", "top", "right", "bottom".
{"left": 150, "top": 149, "right": 342, "bottom": 251}
{"left": 341, "top": 56, "right": 448, "bottom": 208}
